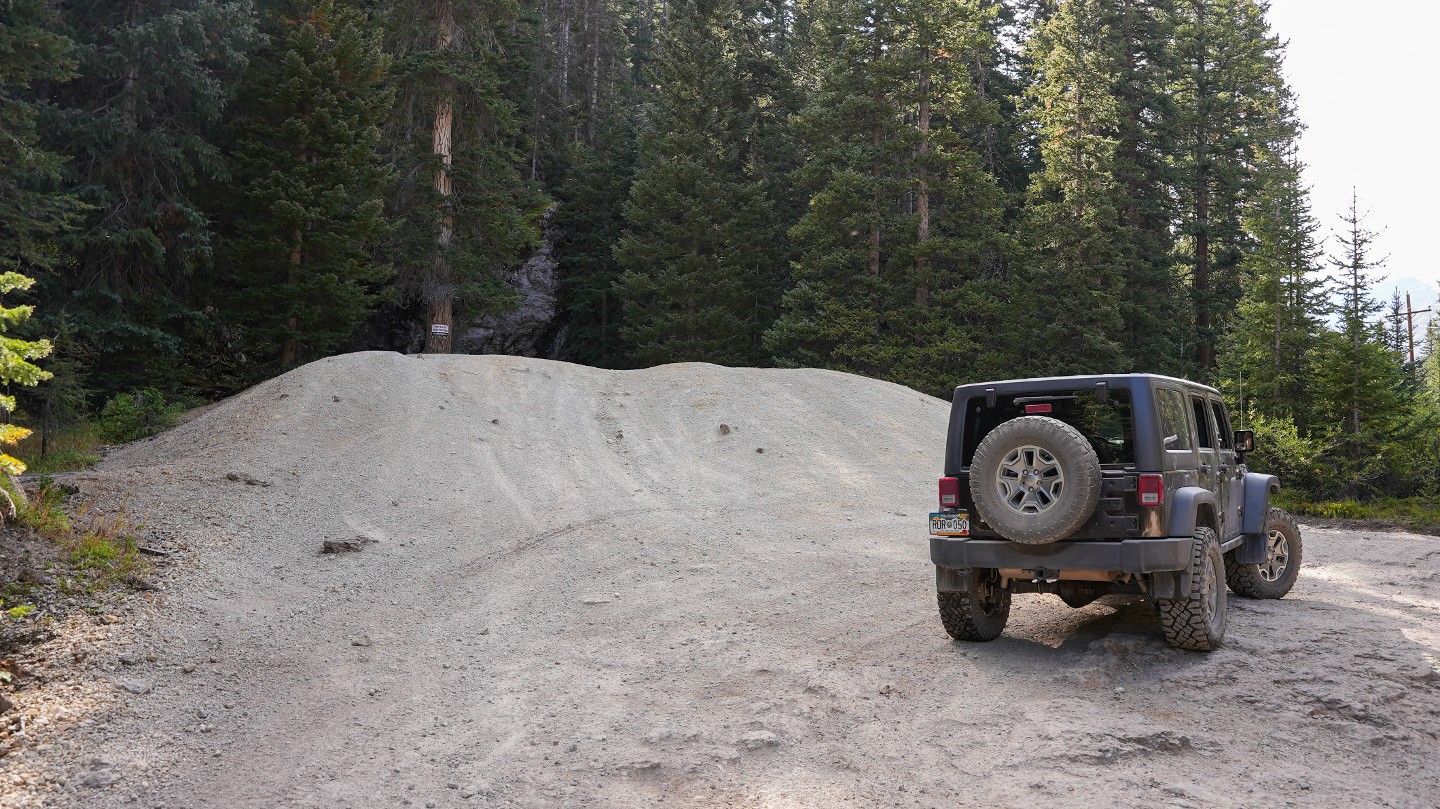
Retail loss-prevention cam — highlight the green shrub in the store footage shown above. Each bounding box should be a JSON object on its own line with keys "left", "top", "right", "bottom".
{"left": 1243, "top": 408, "right": 1337, "bottom": 495}
{"left": 98, "top": 389, "right": 181, "bottom": 443}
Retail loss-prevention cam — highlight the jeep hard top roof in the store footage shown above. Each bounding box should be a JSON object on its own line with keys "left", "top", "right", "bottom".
{"left": 945, "top": 373, "right": 1226, "bottom": 476}
{"left": 953, "top": 373, "right": 1221, "bottom": 399}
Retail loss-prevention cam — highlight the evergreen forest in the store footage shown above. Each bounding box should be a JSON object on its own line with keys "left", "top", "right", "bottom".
{"left": 2, "top": 0, "right": 1438, "bottom": 509}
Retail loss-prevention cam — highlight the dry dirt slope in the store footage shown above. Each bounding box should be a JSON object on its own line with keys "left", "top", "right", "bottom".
{"left": 61, "top": 352, "right": 1440, "bottom": 807}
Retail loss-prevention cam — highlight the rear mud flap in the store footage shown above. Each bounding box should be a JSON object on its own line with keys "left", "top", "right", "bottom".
{"left": 936, "top": 565, "right": 972, "bottom": 593}
{"left": 1148, "top": 569, "right": 1190, "bottom": 600}
{"left": 1233, "top": 532, "right": 1268, "bottom": 565}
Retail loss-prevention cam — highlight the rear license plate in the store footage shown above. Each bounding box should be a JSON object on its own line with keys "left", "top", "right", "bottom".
{"left": 929, "top": 511, "right": 970, "bottom": 537}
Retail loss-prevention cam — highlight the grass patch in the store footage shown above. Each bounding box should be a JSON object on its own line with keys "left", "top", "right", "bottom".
{"left": 1274, "top": 492, "right": 1440, "bottom": 535}
{"left": 62, "top": 500, "right": 149, "bottom": 589}
{"left": 19, "top": 478, "right": 72, "bottom": 537}
{"left": 12, "top": 480, "right": 151, "bottom": 596}
{"left": 12, "top": 423, "right": 103, "bottom": 475}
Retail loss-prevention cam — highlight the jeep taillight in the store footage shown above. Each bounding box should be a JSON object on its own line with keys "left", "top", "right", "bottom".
{"left": 939, "top": 477, "right": 960, "bottom": 508}
{"left": 1138, "top": 474, "right": 1164, "bottom": 506}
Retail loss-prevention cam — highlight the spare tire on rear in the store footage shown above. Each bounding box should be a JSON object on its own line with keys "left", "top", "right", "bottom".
{"left": 968, "top": 415, "right": 1101, "bottom": 544}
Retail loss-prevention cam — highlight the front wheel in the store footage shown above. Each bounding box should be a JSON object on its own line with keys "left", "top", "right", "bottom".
{"left": 1226, "top": 508, "right": 1302, "bottom": 599}
{"left": 1156, "top": 527, "right": 1227, "bottom": 651}
{"left": 937, "top": 568, "right": 1011, "bottom": 641}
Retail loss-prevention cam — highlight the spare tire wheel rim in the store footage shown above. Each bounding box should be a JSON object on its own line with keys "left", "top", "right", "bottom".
{"left": 1259, "top": 528, "right": 1290, "bottom": 582}
{"left": 995, "top": 445, "right": 1065, "bottom": 515}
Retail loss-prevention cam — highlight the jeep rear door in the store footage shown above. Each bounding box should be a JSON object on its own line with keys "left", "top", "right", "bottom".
{"left": 1210, "top": 399, "right": 1243, "bottom": 540}
{"left": 1189, "top": 393, "right": 1222, "bottom": 526}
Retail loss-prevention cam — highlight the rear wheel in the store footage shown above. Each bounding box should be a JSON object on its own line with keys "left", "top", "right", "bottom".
{"left": 937, "top": 568, "right": 1011, "bottom": 641}
{"left": 1156, "top": 527, "right": 1226, "bottom": 651}
{"left": 1226, "top": 508, "right": 1302, "bottom": 599}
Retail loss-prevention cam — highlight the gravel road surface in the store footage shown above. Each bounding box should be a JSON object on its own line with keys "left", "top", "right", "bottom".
{"left": 16, "top": 352, "right": 1440, "bottom": 808}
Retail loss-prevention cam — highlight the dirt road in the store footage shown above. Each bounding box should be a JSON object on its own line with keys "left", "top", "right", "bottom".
{"left": 19, "top": 353, "right": 1440, "bottom": 808}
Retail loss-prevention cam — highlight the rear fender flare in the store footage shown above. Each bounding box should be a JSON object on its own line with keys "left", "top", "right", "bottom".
{"left": 1167, "top": 487, "right": 1218, "bottom": 538}
{"left": 1241, "top": 473, "right": 1280, "bottom": 534}
{"left": 1234, "top": 473, "right": 1281, "bottom": 564}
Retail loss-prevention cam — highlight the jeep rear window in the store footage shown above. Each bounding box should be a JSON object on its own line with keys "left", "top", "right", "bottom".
{"left": 962, "top": 389, "right": 1135, "bottom": 467}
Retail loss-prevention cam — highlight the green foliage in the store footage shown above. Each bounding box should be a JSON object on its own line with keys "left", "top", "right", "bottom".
{"left": 555, "top": 136, "right": 636, "bottom": 367}
{"left": 219, "top": 0, "right": 394, "bottom": 375}
{"left": 1273, "top": 494, "right": 1440, "bottom": 537}
{"left": 767, "top": 0, "right": 1010, "bottom": 395}
{"left": 1219, "top": 146, "right": 1327, "bottom": 430}
{"left": 98, "top": 389, "right": 182, "bottom": 443}
{"left": 615, "top": 0, "right": 794, "bottom": 368}
{"left": 1171, "top": 0, "right": 1288, "bottom": 374}
{"left": 0, "top": 0, "right": 82, "bottom": 280}
{"left": 1242, "top": 408, "right": 1336, "bottom": 496}
{"left": 40, "top": 0, "right": 257, "bottom": 395}
{"left": 373, "top": 0, "right": 543, "bottom": 342}
{"left": 0, "top": 268, "right": 55, "bottom": 474}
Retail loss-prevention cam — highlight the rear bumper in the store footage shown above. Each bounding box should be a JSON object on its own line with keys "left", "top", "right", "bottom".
{"left": 928, "top": 536, "right": 1192, "bottom": 574}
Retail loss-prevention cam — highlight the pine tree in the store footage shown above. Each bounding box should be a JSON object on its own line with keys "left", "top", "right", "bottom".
{"left": 219, "top": 0, "right": 393, "bottom": 375}
{"left": 19, "top": 313, "right": 89, "bottom": 460}
{"left": 1220, "top": 144, "right": 1327, "bottom": 431}
{"left": 1423, "top": 309, "right": 1440, "bottom": 405}
{"left": 0, "top": 272, "right": 52, "bottom": 476}
{"left": 374, "top": 0, "right": 543, "bottom": 353}
{"left": 1171, "top": 0, "right": 1285, "bottom": 375}
{"left": 1313, "top": 191, "right": 1406, "bottom": 484}
{"left": 41, "top": 0, "right": 257, "bottom": 394}
{"left": 767, "top": 0, "right": 1008, "bottom": 393}
{"left": 1107, "top": 0, "right": 1191, "bottom": 372}
{"left": 554, "top": 129, "right": 636, "bottom": 367}
{"left": 1013, "top": 0, "right": 1129, "bottom": 375}
{"left": 1383, "top": 289, "right": 1406, "bottom": 356}
{"left": 1, "top": 0, "right": 81, "bottom": 283}
{"left": 613, "top": 0, "right": 790, "bottom": 367}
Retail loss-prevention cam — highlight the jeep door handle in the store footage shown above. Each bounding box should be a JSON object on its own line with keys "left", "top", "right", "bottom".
{"left": 1218, "top": 464, "right": 1229, "bottom": 475}
{"left": 1199, "top": 463, "right": 1211, "bottom": 474}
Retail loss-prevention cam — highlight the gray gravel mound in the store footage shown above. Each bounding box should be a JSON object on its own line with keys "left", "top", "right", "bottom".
{"left": 35, "top": 352, "right": 1440, "bottom": 809}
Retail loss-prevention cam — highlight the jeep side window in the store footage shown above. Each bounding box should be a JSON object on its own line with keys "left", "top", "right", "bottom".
{"left": 1156, "top": 388, "right": 1192, "bottom": 451}
{"left": 1210, "top": 401, "right": 1232, "bottom": 450}
{"left": 1190, "top": 396, "right": 1214, "bottom": 449}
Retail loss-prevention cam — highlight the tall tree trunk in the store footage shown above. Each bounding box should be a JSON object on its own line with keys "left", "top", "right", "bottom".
{"left": 424, "top": 0, "right": 456, "bottom": 354}
{"left": 1192, "top": 4, "right": 1212, "bottom": 371}
{"left": 282, "top": 229, "right": 302, "bottom": 367}
{"left": 868, "top": 27, "right": 882, "bottom": 281}
{"left": 915, "top": 45, "right": 930, "bottom": 308}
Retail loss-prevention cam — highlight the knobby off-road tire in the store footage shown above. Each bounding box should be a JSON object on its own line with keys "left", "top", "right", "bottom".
{"left": 1226, "top": 508, "right": 1302, "bottom": 599}
{"left": 968, "top": 416, "right": 1101, "bottom": 544}
{"left": 1157, "top": 527, "right": 1227, "bottom": 651}
{"left": 937, "top": 569, "right": 1011, "bottom": 641}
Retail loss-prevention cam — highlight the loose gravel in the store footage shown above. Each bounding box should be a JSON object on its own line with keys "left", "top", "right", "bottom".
{"left": 5, "top": 351, "right": 1438, "bottom": 808}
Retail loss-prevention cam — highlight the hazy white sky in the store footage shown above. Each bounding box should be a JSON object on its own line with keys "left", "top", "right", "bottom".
{"left": 1266, "top": 0, "right": 1440, "bottom": 312}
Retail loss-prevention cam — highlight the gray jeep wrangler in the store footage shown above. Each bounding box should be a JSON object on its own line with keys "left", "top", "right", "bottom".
{"left": 927, "top": 374, "right": 1302, "bottom": 651}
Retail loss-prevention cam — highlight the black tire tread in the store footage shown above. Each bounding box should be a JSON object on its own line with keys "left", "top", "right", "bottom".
{"left": 1157, "top": 527, "right": 1225, "bottom": 651}
{"left": 937, "top": 587, "right": 1011, "bottom": 642}
{"left": 1226, "top": 508, "right": 1302, "bottom": 599}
